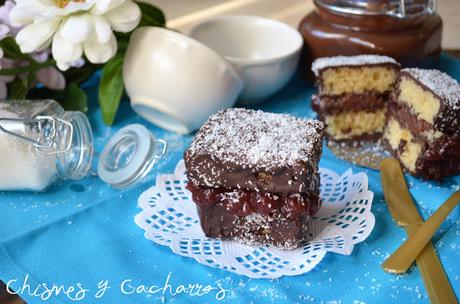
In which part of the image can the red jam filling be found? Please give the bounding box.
[186,182,321,219]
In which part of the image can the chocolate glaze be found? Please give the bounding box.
[185,153,321,194]
[196,204,311,249]
[184,109,324,194]
[312,91,389,115]
[385,102,460,179]
[397,71,460,136]
[298,5,442,75]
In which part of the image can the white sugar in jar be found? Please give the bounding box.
[0,115,57,190]
[0,100,93,191]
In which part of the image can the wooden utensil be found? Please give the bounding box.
[383,190,460,274]
[380,158,457,304]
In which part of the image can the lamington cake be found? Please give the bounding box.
[311,55,400,141]
[184,108,325,249]
[383,68,460,179]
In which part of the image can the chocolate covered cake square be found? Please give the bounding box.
[383,68,460,179]
[311,55,400,140]
[184,108,325,249]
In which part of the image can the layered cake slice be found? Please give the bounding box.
[311,55,400,140]
[184,108,325,249]
[383,68,460,179]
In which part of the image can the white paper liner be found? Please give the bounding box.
[135,160,375,279]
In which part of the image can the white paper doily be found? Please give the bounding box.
[135,160,375,279]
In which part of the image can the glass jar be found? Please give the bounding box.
[0,100,166,192]
[299,0,442,72]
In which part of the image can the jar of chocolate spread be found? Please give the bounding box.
[299,0,442,71]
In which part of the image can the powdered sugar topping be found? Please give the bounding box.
[312,55,399,76]
[187,109,324,170]
[402,68,460,110]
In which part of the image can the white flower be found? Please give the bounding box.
[0,0,66,99]
[10,0,141,70]
[0,0,14,99]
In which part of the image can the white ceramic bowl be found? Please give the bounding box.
[190,15,303,103]
[123,27,244,134]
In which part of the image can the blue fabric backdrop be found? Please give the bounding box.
[0,54,459,303]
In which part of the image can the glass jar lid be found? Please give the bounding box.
[314,0,437,18]
[97,124,167,189]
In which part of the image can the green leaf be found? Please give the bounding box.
[26,71,37,88]
[63,63,99,85]
[0,37,31,61]
[116,35,130,53]
[137,2,166,27]
[60,83,88,112]
[9,77,28,99]
[99,54,124,125]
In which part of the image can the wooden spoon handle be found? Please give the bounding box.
[409,225,459,304]
[383,191,460,274]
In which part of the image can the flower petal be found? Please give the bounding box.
[32,50,50,63]
[52,32,83,71]
[0,1,15,25]
[69,58,86,68]
[0,58,16,82]
[0,81,7,99]
[15,18,60,53]
[0,24,9,41]
[92,0,124,15]
[37,67,66,90]
[59,14,93,44]
[10,0,64,27]
[83,32,116,64]
[105,0,140,32]
[57,1,94,15]
[93,16,112,44]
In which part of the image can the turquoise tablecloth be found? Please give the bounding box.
[0,54,459,303]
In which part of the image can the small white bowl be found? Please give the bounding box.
[123,27,244,134]
[190,15,303,103]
